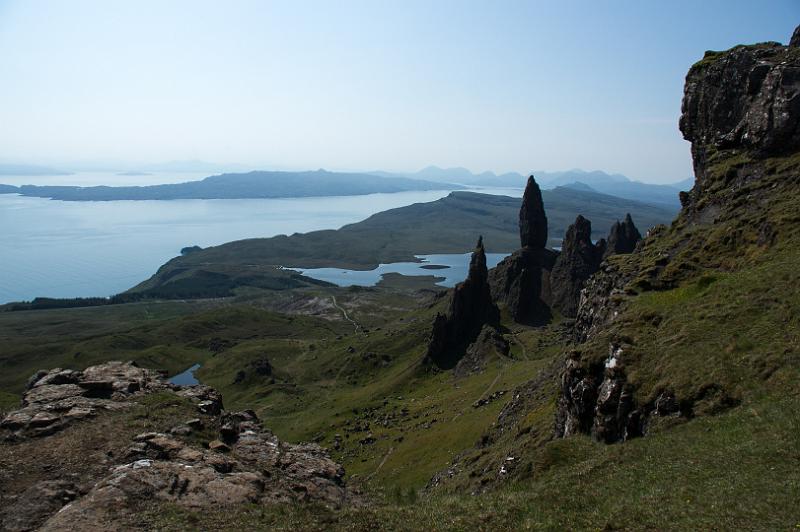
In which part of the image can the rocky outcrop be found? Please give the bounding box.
[489,176,557,323]
[555,345,644,443]
[603,213,642,258]
[572,260,633,342]
[1,362,168,440]
[679,35,800,203]
[0,362,352,530]
[549,215,604,317]
[554,344,687,443]
[453,325,510,377]
[425,237,500,369]
[42,419,347,530]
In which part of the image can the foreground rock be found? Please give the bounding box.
[1,361,168,440]
[0,362,351,530]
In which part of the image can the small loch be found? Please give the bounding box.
[169,363,201,385]
[291,252,509,288]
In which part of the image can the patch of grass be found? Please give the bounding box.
[140,398,800,530]
[0,390,20,416]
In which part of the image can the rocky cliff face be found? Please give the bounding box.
[489,176,557,323]
[557,27,800,444]
[549,215,604,318]
[425,237,500,369]
[0,362,351,530]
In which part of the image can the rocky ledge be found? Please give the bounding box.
[0,362,351,531]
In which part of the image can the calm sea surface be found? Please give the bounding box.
[0,172,522,303]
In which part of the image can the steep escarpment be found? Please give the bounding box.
[0,362,351,530]
[556,28,800,443]
[425,29,800,503]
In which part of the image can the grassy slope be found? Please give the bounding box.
[128,147,800,528]
[2,160,798,528]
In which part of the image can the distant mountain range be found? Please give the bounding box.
[373,166,692,208]
[0,162,693,208]
[0,170,460,201]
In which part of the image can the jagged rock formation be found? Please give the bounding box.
[1,362,171,440]
[0,362,351,530]
[549,215,604,317]
[489,176,557,323]
[425,237,500,369]
[557,27,800,444]
[603,213,642,258]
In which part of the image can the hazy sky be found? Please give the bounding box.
[0,1,797,183]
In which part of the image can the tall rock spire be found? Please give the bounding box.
[519,176,548,249]
[424,236,499,369]
[468,235,488,284]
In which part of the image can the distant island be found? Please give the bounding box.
[0,170,460,201]
[116,171,152,176]
[373,166,689,208]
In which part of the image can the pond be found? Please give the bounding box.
[291,252,510,288]
[168,363,201,385]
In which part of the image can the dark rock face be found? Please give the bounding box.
[519,175,548,249]
[488,247,557,324]
[792,26,800,48]
[679,35,800,195]
[555,345,645,443]
[603,213,642,258]
[453,325,510,377]
[425,237,500,369]
[550,215,604,318]
[489,175,556,323]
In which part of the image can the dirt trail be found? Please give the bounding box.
[331,295,361,334]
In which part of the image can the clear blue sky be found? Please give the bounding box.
[0,1,797,183]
